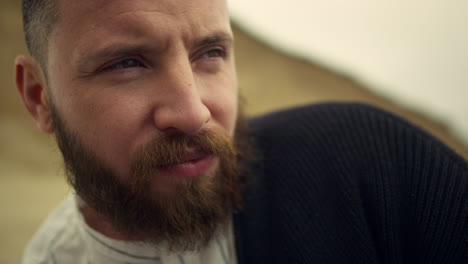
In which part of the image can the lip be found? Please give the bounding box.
[159,152,216,179]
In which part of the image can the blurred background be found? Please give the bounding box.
[1,0,467,263]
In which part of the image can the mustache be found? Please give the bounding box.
[130,129,235,176]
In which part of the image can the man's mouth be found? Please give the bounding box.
[159,150,216,179]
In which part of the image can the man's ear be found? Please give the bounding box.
[15,55,54,133]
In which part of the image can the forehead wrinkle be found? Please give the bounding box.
[100,0,205,23]
[96,7,230,47]
[112,8,192,18]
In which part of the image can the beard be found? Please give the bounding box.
[51,106,251,251]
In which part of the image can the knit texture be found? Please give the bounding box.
[234,103,467,264]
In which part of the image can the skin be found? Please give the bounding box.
[15,0,238,240]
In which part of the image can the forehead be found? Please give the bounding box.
[58,0,227,21]
[57,0,229,32]
[51,0,231,59]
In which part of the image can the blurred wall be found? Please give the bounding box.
[229,0,468,145]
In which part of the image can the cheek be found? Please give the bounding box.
[222,87,238,136]
[200,72,238,135]
[54,85,145,176]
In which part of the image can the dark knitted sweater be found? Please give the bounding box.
[233,103,467,264]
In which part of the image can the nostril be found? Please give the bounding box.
[203,111,211,124]
[153,103,211,135]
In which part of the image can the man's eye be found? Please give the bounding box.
[104,58,144,71]
[202,49,225,58]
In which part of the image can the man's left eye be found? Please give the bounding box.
[202,49,225,58]
[104,58,144,71]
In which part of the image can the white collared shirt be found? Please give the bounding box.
[22,194,237,264]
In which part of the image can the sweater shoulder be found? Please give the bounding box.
[250,102,466,165]
[240,103,468,263]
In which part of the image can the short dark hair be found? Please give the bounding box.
[21,0,58,69]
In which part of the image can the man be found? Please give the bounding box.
[15,0,467,263]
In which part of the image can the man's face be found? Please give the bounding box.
[48,0,238,190]
[43,0,241,249]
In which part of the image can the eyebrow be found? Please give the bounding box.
[195,32,234,47]
[75,32,233,70]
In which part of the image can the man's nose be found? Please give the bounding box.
[152,61,211,135]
